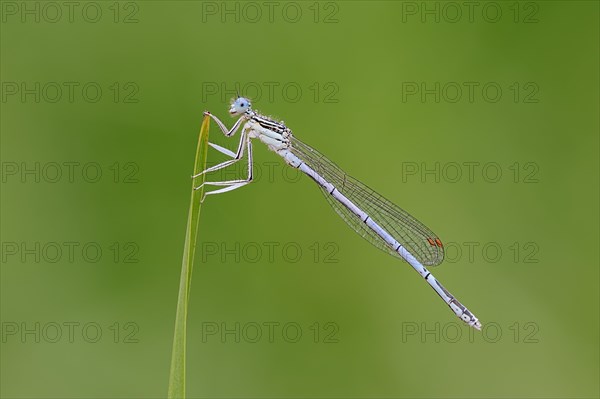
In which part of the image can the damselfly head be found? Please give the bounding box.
[229,97,251,116]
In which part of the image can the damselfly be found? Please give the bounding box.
[194,97,482,330]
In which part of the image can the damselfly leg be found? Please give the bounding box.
[193,113,255,202]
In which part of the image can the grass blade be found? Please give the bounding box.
[168,114,210,399]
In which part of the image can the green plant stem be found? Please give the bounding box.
[168,115,210,399]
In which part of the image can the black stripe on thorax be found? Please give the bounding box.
[252,114,287,133]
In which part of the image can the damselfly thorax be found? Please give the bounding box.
[244,111,293,152]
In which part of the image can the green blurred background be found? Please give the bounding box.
[1,1,598,398]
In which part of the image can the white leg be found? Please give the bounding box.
[204,111,247,137]
[196,139,254,202]
[200,183,251,202]
[208,142,236,158]
[192,130,247,178]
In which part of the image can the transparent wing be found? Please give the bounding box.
[290,136,444,266]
